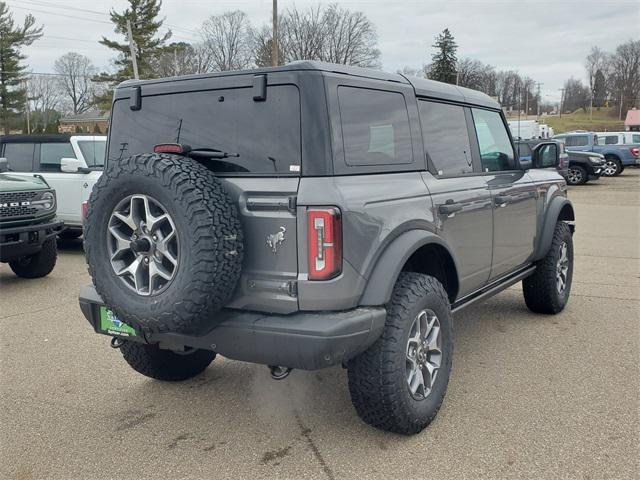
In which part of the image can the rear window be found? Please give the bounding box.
[2,143,34,172]
[108,85,301,175]
[566,135,588,147]
[78,140,106,167]
[338,86,412,166]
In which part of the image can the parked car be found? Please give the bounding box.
[553,132,640,176]
[0,134,106,238]
[515,139,568,179]
[0,159,64,278]
[595,131,640,146]
[79,61,575,435]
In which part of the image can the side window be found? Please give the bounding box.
[418,101,473,175]
[632,134,640,144]
[515,143,532,159]
[471,108,515,172]
[39,143,76,172]
[338,86,412,166]
[538,143,557,168]
[604,136,619,145]
[77,141,106,167]
[565,135,588,147]
[2,143,34,172]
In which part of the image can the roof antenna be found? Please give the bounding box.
[176,119,183,143]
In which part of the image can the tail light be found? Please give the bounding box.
[630,147,639,158]
[308,207,342,280]
[81,201,88,220]
[153,143,189,154]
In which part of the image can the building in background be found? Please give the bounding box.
[58,111,109,134]
[624,108,640,131]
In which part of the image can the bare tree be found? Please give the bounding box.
[278,5,325,63]
[457,58,485,90]
[54,52,97,114]
[321,4,380,67]
[27,74,61,130]
[200,11,253,71]
[609,40,640,113]
[151,42,213,77]
[585,46,609,89]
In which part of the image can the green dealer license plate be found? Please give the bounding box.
[99,307,136,337]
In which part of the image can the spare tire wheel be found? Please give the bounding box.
[84,153,244,334]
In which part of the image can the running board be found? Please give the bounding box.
[451,265,536,314]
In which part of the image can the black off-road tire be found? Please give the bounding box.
[9,238,57,278]
[567,165,587,185]
[84,153,244,334]
[58,229,82,240]
[347,272,453,435]
[522,222,573,314]
[120,341,216,381]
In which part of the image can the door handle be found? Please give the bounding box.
[495,194,514,206]
[438,201,463,215]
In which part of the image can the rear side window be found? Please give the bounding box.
[39,143,76,172]
[603,136,619,145]
[109,85,301,175]
[78,140,106,167]
[516,143,532,158]
[418,101,472,175]
[471,108,515,172]
[3,143,34,172]
[565,135,588,147]
[632,134,640,144]
[338,86,412,166]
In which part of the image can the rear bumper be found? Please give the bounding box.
[79,285,386,370]
[0,219,64,262]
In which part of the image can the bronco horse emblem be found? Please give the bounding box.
[266,226,286,253]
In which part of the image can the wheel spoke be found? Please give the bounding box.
[108,226,131,260]
[409,367,424,395]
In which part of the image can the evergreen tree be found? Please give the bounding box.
[593,69,606,108]
[0,2,42,134]
[429,28,458,84]
[94,0,170,107]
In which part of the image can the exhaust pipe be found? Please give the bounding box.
[268,365,292,380]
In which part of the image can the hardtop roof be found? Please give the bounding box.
[116,60,500,110]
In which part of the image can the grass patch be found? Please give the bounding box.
[508,108,625,134]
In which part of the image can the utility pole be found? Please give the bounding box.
[619,92,624,120]
[271,0,278,67]
[558,88,565,118]
[23,79,31,134]
[126,19,140,80]
[535,82,543,120]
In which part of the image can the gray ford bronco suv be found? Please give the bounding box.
[79,61,575,435]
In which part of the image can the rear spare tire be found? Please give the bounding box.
[84,153,244,334]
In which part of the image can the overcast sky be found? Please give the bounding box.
[8,0,640,101]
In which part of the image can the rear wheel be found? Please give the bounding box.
[120,341,216,381]
[602,156,622,176]
[347,272,453,435]
[523,222,573,314]
[567,165,587,185]
[9,238,57,278]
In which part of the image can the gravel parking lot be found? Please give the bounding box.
[1,170,638,480]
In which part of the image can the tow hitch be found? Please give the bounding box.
[110,337,125,349]
[269,365,292,380]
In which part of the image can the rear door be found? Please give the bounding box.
[419,100,493,296]
[470,108,537,280]
[108,78,302,313]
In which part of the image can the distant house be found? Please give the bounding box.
[58,111,110,134]
[624,108,640,132]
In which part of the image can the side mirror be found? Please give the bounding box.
[60,157,86,173]
[0,158,7,173]
[532,142,559,169]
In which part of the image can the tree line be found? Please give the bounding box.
[1,0,639,134]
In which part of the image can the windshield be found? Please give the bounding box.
[78,140,107,167]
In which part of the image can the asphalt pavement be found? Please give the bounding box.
[1,169,638,480]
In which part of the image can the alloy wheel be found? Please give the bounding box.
[556,241,569,294]
[406,309,442,400]
[107,194,179,296]
[567,168,582,185]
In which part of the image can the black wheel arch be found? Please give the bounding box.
[359,230,460,306]
[532,197,575,262]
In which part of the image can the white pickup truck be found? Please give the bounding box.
[0,134,106,238]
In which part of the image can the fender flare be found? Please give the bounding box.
[359,230,457,306]
[532,197,575,261]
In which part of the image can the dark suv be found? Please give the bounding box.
[79,62,575,435]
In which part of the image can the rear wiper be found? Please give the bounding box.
[188,148,239,160]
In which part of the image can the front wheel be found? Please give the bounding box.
[522,222,573,314]
[347,272,453,435]
[120,341,216,381]
[602,157,622,176]
[9,238,57,278]
[567,165,587,185]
